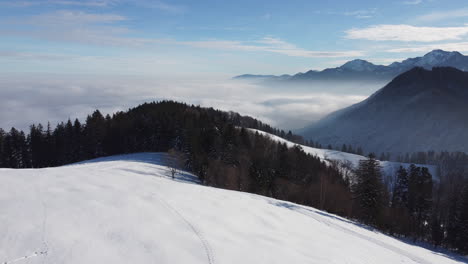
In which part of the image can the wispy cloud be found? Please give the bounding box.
[316,8,377,19]
[176,37,364,58]
[403,0,422,5]
[344,8,377,19]
[345,24,468,42]
[0,0,187,13]
[387,42,468,53]
[146,0,187,14]
[27,10,127,24]
[0,51,75,60]
[0,12,363,58]
[416,8,468,22]
[0,0,117,7]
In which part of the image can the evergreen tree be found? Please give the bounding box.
[341,144,348,153]
[0,128,4,167]
[408,164,433,240]
[356,146,363,155]
[353,154,385,226]
[431,215,443,248]
[455,182,468,253]
[392,166,409,209]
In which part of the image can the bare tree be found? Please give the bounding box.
[165,148,183,179]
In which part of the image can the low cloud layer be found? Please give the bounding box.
[0,73,370,132]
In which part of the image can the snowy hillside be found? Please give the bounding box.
[250,129,438,179]
[0,152,462,264]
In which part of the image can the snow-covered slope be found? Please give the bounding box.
[250,129,438,179]
[1,153,461,264]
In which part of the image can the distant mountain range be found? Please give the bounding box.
[235,50,468,82]
[299,67,468,154]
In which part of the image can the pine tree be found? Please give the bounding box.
[408,164,433,241]
[431,215,443,248]
[353,154,385,226]
[0,128,4,167]
[455,182,468,253]
[392,166,409,209]
[356,146,363,155]
[341,144,347,152]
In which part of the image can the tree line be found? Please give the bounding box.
[351,154,468,253]
[0,101,351,215]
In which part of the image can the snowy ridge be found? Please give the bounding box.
[236,49,468,82]
[0,153,462,263]
[249,129,438,179]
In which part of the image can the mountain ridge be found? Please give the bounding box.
[235,50,468,82]
[299,66,468,153]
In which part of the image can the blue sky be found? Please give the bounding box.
[1,0,468,76]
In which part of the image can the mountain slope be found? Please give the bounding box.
[235,50,468,82]
[300,67,468,153]
[0,153,463,264]
[250,129,438,179]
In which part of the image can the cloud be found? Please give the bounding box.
[344,8,377,19]
[145,0,187,14]
[345,24,468,42]
[0,13,363,59]
[387,42,468,53]
[0,0,117,7]
[416,8,468,22]
[316,8,377,19]
[0,73,371,131]
[27,10,127,24]
[403,0,422,5]
[180,37,364,58]
[0,51,75,60]
[0,0,186,13]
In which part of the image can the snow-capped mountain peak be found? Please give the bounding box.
[418,49,461,65]
[340,59,377,71]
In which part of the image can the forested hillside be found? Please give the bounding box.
[1,101,467,254]
[0,101,350,213]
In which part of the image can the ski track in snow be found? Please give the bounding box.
[40,200,49,264]
[2,251,48,264]
[153,192,215,264]
[3,182,50,264]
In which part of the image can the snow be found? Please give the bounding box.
[249,129,439,179]
[0,152,464,264]
[417,50,456,66]
[340,59,376,72]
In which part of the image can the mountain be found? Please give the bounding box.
[233,74,291,80]
[235,50,468,82]
[0,152,461,264]
[300,67,468,154]
[389,49,468,71]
